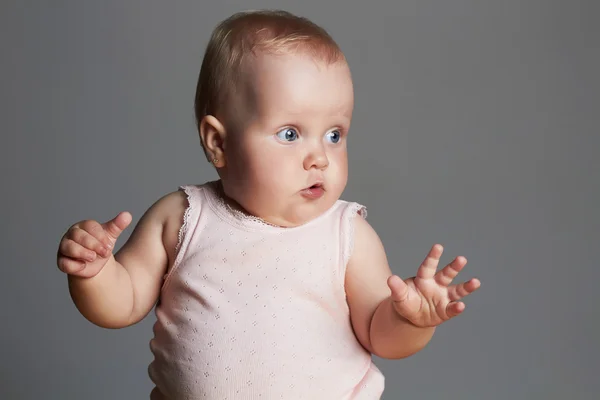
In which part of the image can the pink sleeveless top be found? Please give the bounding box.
[147,182,384,399]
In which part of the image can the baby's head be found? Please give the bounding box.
[195,10,354,227]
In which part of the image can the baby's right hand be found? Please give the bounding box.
[57,212,132,278]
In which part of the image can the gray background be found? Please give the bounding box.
[1,1,598,399]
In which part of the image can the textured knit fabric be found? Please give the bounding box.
[147,181,384,399]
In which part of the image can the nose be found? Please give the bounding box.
[303,143,329,171]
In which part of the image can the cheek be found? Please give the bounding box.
[228,137,262,171]
[231,139,290,183]
[252,148,298,186]
[328,149,349,188]
[330,147,348,173]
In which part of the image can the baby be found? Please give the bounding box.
[57,10,480,399]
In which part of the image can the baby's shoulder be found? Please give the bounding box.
[146,188,190,266]
[155,189,189,224]
[150,182,209,216]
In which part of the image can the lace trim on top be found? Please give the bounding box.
[174,186,195,254]
[206,181,280,229]
[202,180,342,233]
[342,202,368,267]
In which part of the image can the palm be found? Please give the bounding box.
[389,244,481,328]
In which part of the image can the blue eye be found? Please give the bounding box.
[325,130,341,144]
[276,128,298,142]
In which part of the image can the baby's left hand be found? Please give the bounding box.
[388,244,481,328]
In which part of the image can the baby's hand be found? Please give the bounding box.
[388,244,481,328]
[57,212,132,278]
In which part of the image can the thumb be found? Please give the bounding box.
[388,275,409,303]
[387,275,415,318]
[102,211,132,242]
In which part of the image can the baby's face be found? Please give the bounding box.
[221,51,354,227]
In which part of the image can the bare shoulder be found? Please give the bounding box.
[346,214,391,284]
[140,189,187,229]
[151,189,189,268]
[152,188,188,220]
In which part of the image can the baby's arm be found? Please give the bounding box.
[345,215,480,359]
[345,216,434,359]
[59,191,186,329]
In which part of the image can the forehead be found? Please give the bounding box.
[242,52,354,120]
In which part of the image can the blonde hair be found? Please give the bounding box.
[194,10,345,131]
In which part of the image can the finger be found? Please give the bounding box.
[59,238,98,262]
[446,301,466,318]
[387,275,410,302]
[417,244,443,279]
[448,278,481,301]
[57,255,86,274]
[435,256,467,287]
[101,211,132,242]
[78,220,114,252]
[68,227,111,258]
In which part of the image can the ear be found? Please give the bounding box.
[199,115,226,168]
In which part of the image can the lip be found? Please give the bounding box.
[301,183,325,199]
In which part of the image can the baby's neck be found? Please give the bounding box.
[212,180,280,228]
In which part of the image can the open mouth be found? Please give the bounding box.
[301,183,325,199]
